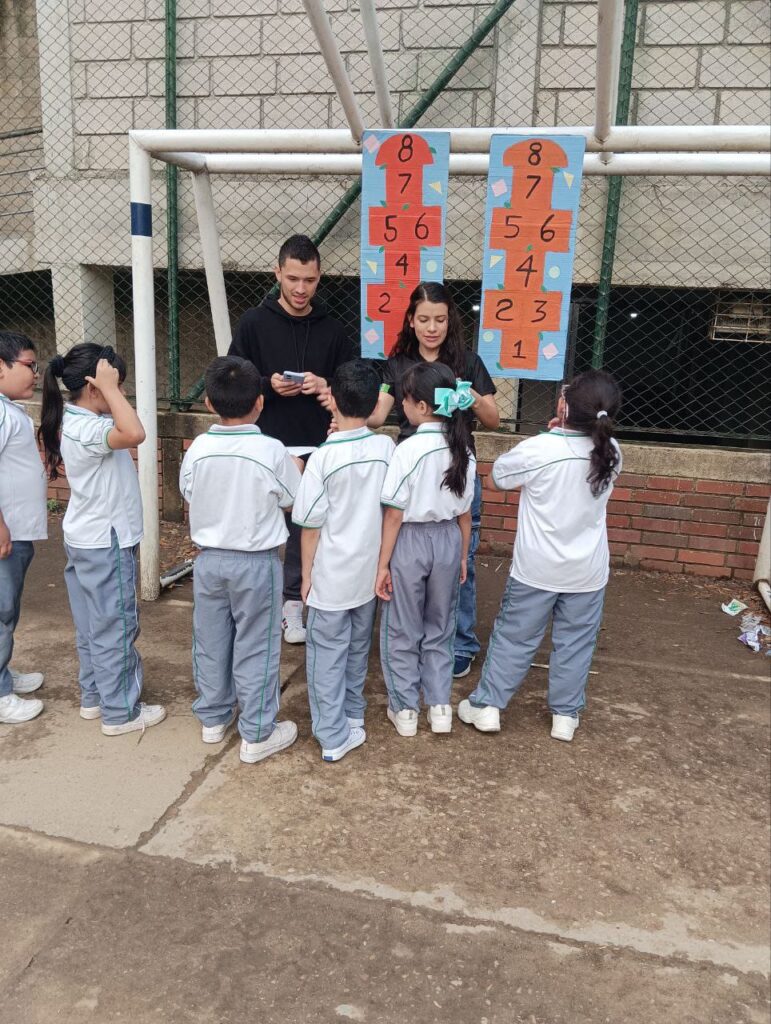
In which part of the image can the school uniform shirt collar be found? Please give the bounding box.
[415,422,444,435]
[322,425,372,443]
[207,423,262,434]
[64,403,101,418]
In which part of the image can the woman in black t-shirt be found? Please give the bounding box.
[368,281,500,679]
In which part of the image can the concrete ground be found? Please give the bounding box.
[1,520,769,1024]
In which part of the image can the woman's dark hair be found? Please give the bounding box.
[401,362,471,499]
[391,281,467,378]
[0,330,36,364]
[563,370,622,496]
[39,343,126,481]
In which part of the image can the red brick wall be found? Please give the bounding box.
[42,436,769,584]
[478,463,769,582]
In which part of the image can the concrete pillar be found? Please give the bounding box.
[35,0,75,175]
[51,264,117,352]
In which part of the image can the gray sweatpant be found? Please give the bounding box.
[469,576,605,718]
[380,519,462,712]
[192,546,282,744]
[306,598,376,750]
[64,534,143,725]
[0,541,35,698]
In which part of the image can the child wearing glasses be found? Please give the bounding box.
[0,332,47,724]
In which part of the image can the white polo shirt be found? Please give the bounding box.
[180,424,301,551]
[380,423,476,523]
[292,426,394,611]
[0,394,47,542]
[492,428,623,593]
[60,405,142,550]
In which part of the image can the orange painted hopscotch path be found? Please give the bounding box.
[478,134,585,380]
[359,130,449,358]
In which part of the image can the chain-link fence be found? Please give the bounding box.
[2,0,769,446]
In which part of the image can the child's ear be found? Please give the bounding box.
[204,395,214,415]
[254,395,265,419]
[328,393,339,415]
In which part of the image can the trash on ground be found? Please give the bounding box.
[737,623,771,653]
[722,598,749,616]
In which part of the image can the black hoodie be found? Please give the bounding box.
[229,296,355,448]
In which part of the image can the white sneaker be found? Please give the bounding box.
[427,704,452,734]
[11,670,44,694]
[387,706,418,737]
[201,708,237,744]
[551,713,579,742]
[282,600,306,644]
[0,692,44,724]
[240,720,298,763]
[322,726,366,762]
[457,698,500,733]
[80,705,101,720]
[101,703,167,736]
[346,716,365,729]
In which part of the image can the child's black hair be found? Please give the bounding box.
[278,234,320,268]
[563,370,622,496]
[39,343,127,481]
[0,330,36,363]
[331,359,381,419]
[400,361,471,499]
[204,355,262,419]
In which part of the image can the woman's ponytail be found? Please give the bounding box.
[39,357,65,480]
[562,370,622,496]
[38,343,127,481]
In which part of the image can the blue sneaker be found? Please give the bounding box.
[453,654,474,678]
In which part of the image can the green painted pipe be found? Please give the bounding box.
[165,0,181,405]
[180,0,518,405]
[591,0,640,369]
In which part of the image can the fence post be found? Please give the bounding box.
[165,0,181,406]
[591,0,640,370]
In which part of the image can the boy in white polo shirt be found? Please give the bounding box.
[292,360,394,762]
[0,331,46,724]
[180,356,302,764]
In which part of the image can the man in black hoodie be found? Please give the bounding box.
[229,235,355,644]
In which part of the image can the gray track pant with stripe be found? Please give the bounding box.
[380,520,462,712]
[192,547,282,744]
[64,532,143,725]
[306,598,376,750]
[468,576,605,717]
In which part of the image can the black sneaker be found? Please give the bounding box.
[453,654,473,678]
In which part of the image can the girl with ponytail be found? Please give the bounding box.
[40,343,166,736]
[376,362,476,737]
[459,369,623,745]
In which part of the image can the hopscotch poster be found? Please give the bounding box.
[359,129,450,358]
[477,134,586,380]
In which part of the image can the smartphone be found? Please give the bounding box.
[282,371,306,383]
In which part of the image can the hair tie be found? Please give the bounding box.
[434,380,474,418]
[49,354,66,377]
[596,410,609,420]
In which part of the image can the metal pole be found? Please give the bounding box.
[594,0,625,147]
[191,170,232,356]
[592,0,640,369]
[131,124,771,155]
[165,0,180,407]
[302,0,365,143]
[129,137,160,601]
[359,0,395,128]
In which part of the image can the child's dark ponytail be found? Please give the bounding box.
[562,369,622,496]
[39,343,127,481]
[400,362,471,499]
